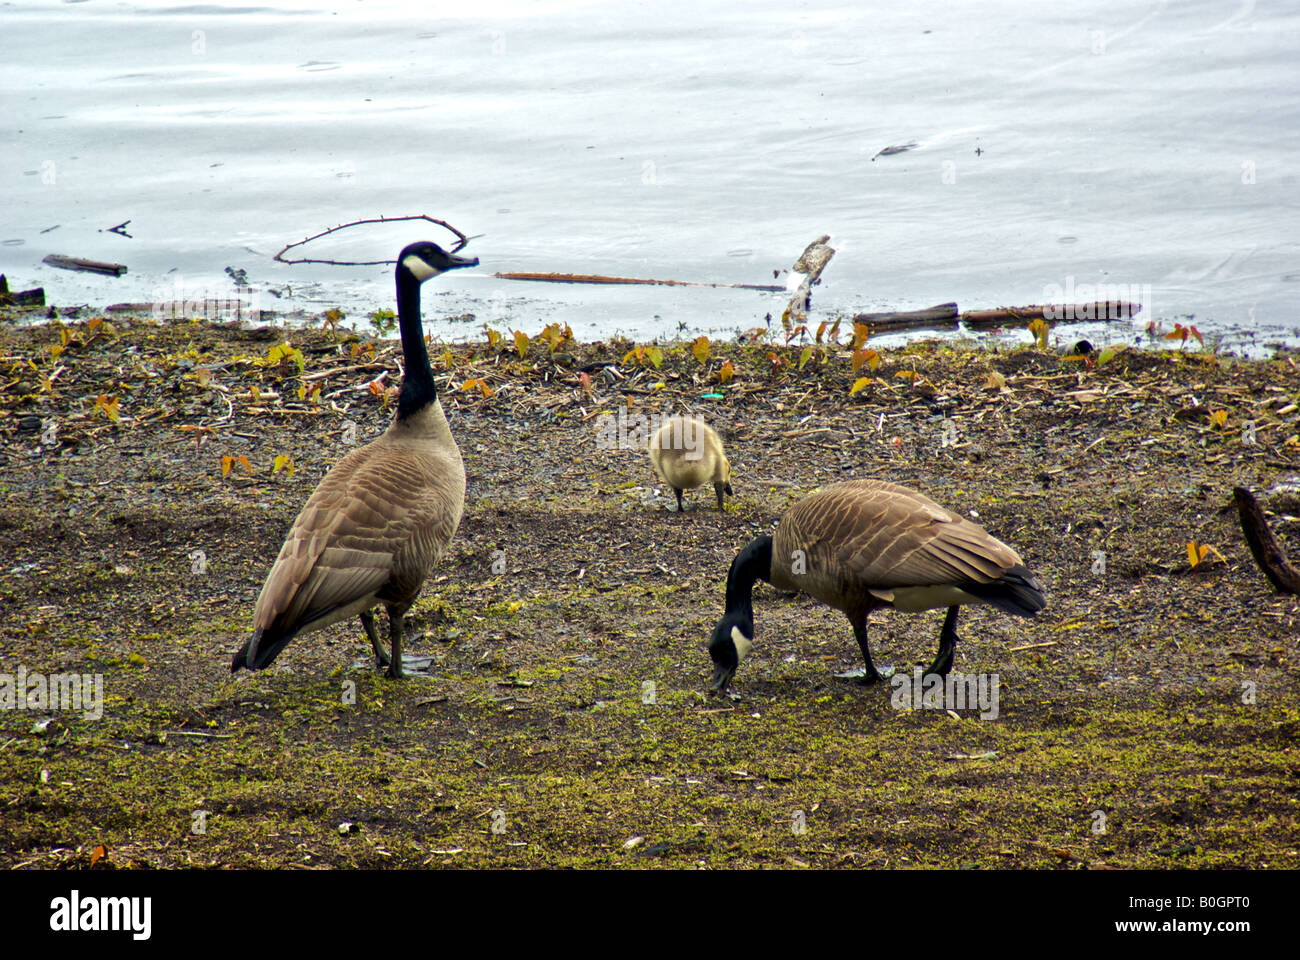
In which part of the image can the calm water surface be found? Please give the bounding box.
[3,0,1298,351]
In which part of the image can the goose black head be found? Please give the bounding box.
[398,241,478,282]
[708,609,753,693]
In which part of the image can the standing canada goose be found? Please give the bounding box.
[708,478,1046,692]
[648,416,732,511]
[231,240,477,679]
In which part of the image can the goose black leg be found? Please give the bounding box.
[850,610,885,684]
[360,609,389,668]
[714,481,726,511]
[674,488,685,512]
[925,606,960,678]
[385,603,407,680]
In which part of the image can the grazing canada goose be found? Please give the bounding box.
[231,240,477,679]
[648,416,732,512]
[708,478,1046,692]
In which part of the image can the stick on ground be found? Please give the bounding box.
[1233,486,1300,594]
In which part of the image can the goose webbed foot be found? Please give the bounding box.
[835,664,896,685]
[844,614,893,685]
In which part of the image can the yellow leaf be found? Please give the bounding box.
[645,346,663,369]
[864,349,880,372]
[692,336,710,364]
[851,322,870,350]
[90,845,108,868]
[50,343,64,361]
[273,454,291,475]
[814,321,828,344]
[486,328,502,349]
[221,456,234,478]
[985,370,1006,390]
[97,396,120,422]
[799,345,814,370]
[238,456,252,474]
[1029,317,1050,349]
[441,347,454,369]
[58,325,71,346]
[297,383,307,401]
[718,360,735,384]
[850,376,871,395]
[1209,409,1228,428]
[513,330,529,358]
[310,384,321,405]
[88,317,103,335]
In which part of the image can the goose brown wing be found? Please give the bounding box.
[252,442,463,635]
[771,479,1022,593]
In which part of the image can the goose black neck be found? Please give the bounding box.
[395,264,435,421]
[724,535,773,617]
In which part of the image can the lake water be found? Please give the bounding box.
[4,0,1298,353]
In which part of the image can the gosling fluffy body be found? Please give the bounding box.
[709,478,1046,691]
[231,241,476,678]
[648,416,732,511]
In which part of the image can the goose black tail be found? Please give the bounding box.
[963,565,1047,616]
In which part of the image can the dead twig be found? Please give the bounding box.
[1234,486,1300,594]
[274,216,471,266]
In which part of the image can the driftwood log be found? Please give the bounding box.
[492,272,783,292]
[849,301,1143,334]
[42,255,128,277]
[0,274,45,307]
[853,303,960,332]
[1233,486,1300,594]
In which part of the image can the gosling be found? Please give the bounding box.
[648,416,732,512]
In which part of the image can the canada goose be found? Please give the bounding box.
[231,240,477,679]
[708,478,1046,692]
[648,416,732,511]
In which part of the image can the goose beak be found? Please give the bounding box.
[446,252,479,269]
[709,663,735,693]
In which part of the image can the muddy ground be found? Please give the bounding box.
[0,310,1297,869]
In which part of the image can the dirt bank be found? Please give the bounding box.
[1,312,1296,868]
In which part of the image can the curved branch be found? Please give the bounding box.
[273,216,471,266]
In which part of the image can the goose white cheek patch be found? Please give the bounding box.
[402,255,438,281]
[731,625,753,662]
